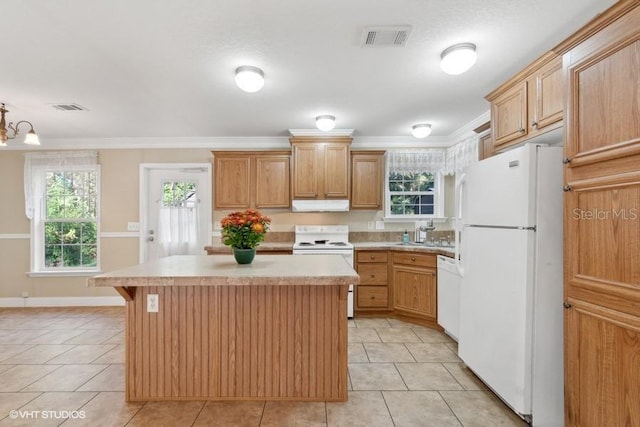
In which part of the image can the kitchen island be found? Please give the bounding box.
[88,254,358,402]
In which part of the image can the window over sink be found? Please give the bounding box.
[384,150,445,220]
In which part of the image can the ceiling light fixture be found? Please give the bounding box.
[315,115,336,132]
[440,43,477,75]
[0,103,40,147]
[411,123,432,138]
[234,66,265,93]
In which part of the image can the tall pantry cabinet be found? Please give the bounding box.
[560,2,640,425]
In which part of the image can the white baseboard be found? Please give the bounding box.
[0,296,125,308]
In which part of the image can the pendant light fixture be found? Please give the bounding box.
[0,103,40,147]
[315,115,336,131]
[411,123,432,138]
[440,43,477,75]
[234,66,265,93]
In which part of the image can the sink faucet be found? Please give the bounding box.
[417,220,436,245]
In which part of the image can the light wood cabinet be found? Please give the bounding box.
[560,2,640,425]
[351,151,384,210]
[289,137,351,199]
[487,53,563,151]
[478,133,493,160]
[213,151,290,209]
[355,250,391,313]
[392,252,437,322]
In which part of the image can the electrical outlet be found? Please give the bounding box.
[375,221,385,230]
[147,294,159,313]
[127,222,140,232]
[367,221,374,230]
[21,291,29,298]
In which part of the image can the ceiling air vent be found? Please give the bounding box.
[51,103,88,111]
[361,26,412,47]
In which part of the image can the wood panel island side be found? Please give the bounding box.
[88,254,358,402]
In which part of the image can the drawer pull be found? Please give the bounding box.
[370,274,375,278]
[370,255,376,259]
[370,296,376,299]
[411,257,416,261]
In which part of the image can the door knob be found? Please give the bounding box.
[147,236,154,242]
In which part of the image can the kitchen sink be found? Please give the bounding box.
[395,242,455,249]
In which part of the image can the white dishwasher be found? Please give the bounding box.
[437,255,461,341]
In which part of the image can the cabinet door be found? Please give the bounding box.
[478,133,493,160]
[324,144,350,198]
[214,157,251,209]
[292,144,319,198]
[393,265,437,320]
[492,81,528,147]
[255,156,290,208]
[563,6,640,425]
[533,56,563,130]
[351,154,383,209]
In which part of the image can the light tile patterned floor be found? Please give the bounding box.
[0,307,526,426]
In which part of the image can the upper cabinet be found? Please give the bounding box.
[351,151,385,210]
[487,53,563,151]
[213,151,290,209]
[289,136,352,199]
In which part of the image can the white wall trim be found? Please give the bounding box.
[100,231,139,238]
[0,296,125,308]
[0,233,30,239]
[3,111,492,151]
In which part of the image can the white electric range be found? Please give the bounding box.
[292,225,354,318]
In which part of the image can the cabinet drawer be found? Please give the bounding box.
[393,252,436,268]
[356,251,388,263]
[357,264,388,286]
[357,286,389,308]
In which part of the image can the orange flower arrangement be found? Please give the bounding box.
[220,209,271,249]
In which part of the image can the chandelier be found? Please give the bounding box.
[0,103,40,147]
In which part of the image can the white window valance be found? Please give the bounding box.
[24,151,98,219]
[444,135,479,176]
[387,149,446,175]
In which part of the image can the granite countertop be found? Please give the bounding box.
[353,242,455,257]
[88,255,359,288]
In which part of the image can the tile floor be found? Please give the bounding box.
[0,307,526,426]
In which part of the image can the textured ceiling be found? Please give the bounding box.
[0,0,616,146]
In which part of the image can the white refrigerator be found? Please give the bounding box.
[458,143,564,426]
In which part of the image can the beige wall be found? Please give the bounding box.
[0,149,455,299]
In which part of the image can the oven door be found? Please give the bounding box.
[292,249,354,318]
[291,249,353,267]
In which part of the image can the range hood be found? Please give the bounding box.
[291,199,350,212]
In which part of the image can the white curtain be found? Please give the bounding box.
[387,149,446,174]
[157,203,200,257]
[444,135,479,176]
[24,151,98,220]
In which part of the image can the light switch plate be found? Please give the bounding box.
[127,222,140,232]
[147,294,159,312]
[367,221,374,230]
[375,221,385,230]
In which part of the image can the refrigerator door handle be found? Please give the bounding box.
[454,173,466,277]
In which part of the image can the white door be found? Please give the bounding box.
[140,164,211,263]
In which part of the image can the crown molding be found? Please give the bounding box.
[0,111,491,151]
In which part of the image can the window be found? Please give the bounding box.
[25,152,100,275]
[384,150,445,220]
[43,170,99,269]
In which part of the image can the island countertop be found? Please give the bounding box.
[88,254,359,288]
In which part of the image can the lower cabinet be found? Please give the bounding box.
[392,252,438,323]
[355,249,439,325]
[355,250,391,313]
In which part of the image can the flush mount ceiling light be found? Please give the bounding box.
[0,103,40,147]
[440,43,477,75]
[234,66,264,93]
[411,123,432,138]
[315,115,336,131]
